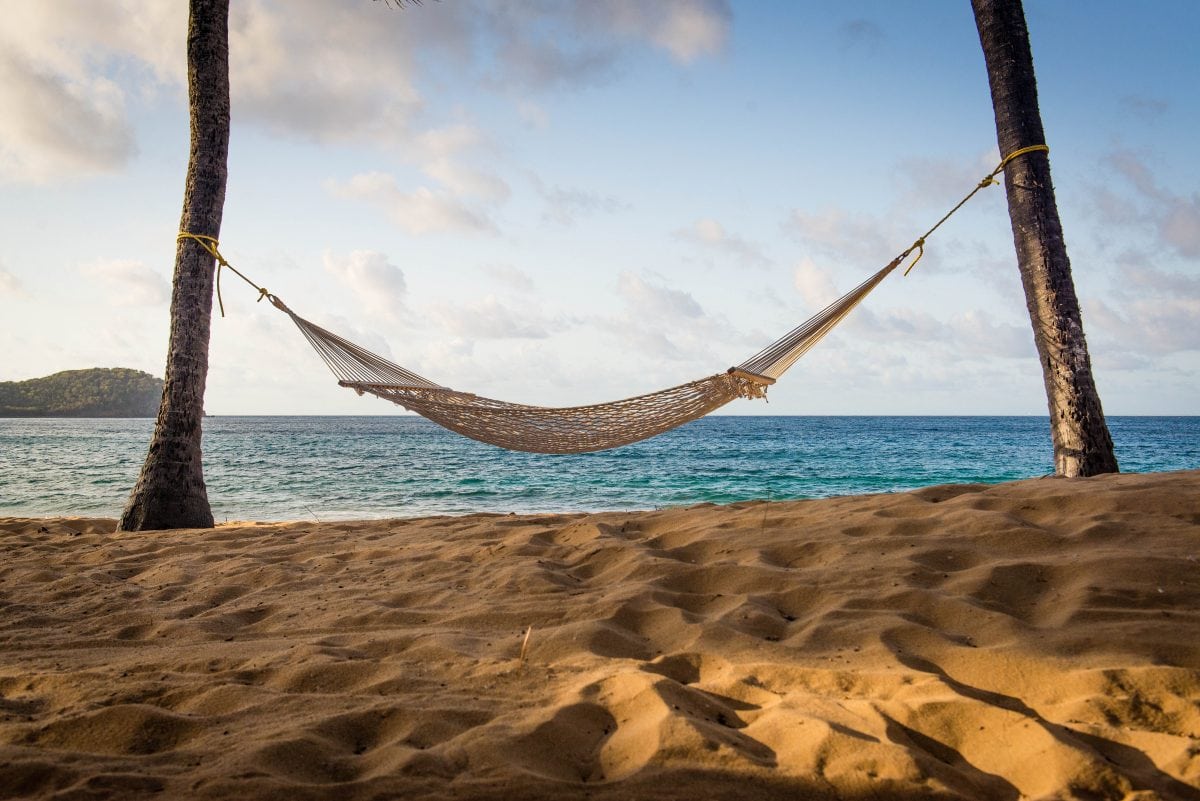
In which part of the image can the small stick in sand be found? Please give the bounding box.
[519,625,533,666]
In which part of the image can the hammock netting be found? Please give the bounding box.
[271,258,899,454]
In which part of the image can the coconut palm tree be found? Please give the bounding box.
[119,0,229,530]
[119,0,423,531]
[971,0,1118,476]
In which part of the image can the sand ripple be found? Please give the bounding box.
[1,471,1198,799]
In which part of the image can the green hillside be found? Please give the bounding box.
[0,368,163,417]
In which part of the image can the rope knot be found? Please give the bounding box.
[178,230,275,318]
[903,238,926,276]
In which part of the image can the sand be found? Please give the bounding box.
[1,470,1198,800]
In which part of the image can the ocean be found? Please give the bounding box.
[0,416,1196,521]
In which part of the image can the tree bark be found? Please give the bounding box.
[119,0,230,530]
[971,0,1118,477]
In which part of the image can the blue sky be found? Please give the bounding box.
[1,1,1197,416]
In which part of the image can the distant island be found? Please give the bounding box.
[0,368,163,417]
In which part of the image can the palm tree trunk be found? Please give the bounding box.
[971,0,1118,477]
[119,0,230,530]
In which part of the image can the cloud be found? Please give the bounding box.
[330,172,496,235]
[895,150,1003,209]
[0,2,185,183]
[599,271,752,365]
[0,269,24,298]
[784,208,894,265]
[412,124,510,201]
[0,0,730,184]
[580,0,732,63]
[793,258,840,309]
[1159,196,1200,258]
[832,305,1033,365]
[489,19,619,90]
[1119,94,1170,120]
[617,272,704,319]
[1087,263,1200,356]
[79,259,169,306]
[482,264,536,292]
[1109,150,1160,198]
[675,218,771,268]
[485,0,730,89]
[838,19,884,53]
[0,52,137,182]
[517,100,549,129]
[329,125,509,234]
[532,176,629,226]
[227,0,474,143]
[428,296,555,340]
[1103,150,1200,259]
[322,250,407,317]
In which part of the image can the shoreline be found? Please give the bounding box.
[2,470,1198,799]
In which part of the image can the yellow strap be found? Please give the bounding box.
[997,143,1049,172]
[177,232,271,317]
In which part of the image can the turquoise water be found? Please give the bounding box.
[0,416,1196,521]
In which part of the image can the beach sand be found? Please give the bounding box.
[1,470,1198,800]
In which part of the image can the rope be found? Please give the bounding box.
[895,143,1048,276]
[177,232,271,317]
[163,143,1053,451]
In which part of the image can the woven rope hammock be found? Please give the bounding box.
[263,258,898,454]
[190,146,1047,454]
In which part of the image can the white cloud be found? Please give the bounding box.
[0,269,24,298]
[0,0,730,186]
[411,124,510,201]
[0,2,184,183]
[0,52,136,182]
[226,0,471,143]
[793,258,840,309]
[581,0,732,63]
[675,217,771,268]
[482,264,535,292]
[1087,264,1200,356]
[784,208,894,265]
[601,272,751,366]
[330,172,496,235]
[616,272,704,319]
[329,125,509,235]
[322,250,407,317]
[429,296,555,340]
[79,259,169,306]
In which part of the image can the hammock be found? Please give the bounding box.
[196,147,1046,454]
[265,258,901,454]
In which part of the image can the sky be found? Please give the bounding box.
[1,0,1197,416]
